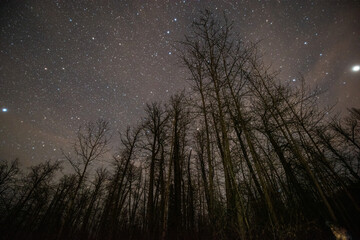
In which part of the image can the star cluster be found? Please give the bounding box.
[0,0,359,166]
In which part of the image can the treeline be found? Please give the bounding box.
[1,11,359,240]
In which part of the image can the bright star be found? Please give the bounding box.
[2,108,8,112]
[352,65,360,72]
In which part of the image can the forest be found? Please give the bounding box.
[1,11,359,240]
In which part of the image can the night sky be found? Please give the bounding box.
[1,0,359,167]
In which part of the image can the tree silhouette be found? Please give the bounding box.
[0,10,359,240]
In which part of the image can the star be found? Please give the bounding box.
[352,65,360,72]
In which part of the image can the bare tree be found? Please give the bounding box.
[59,119,110,239]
